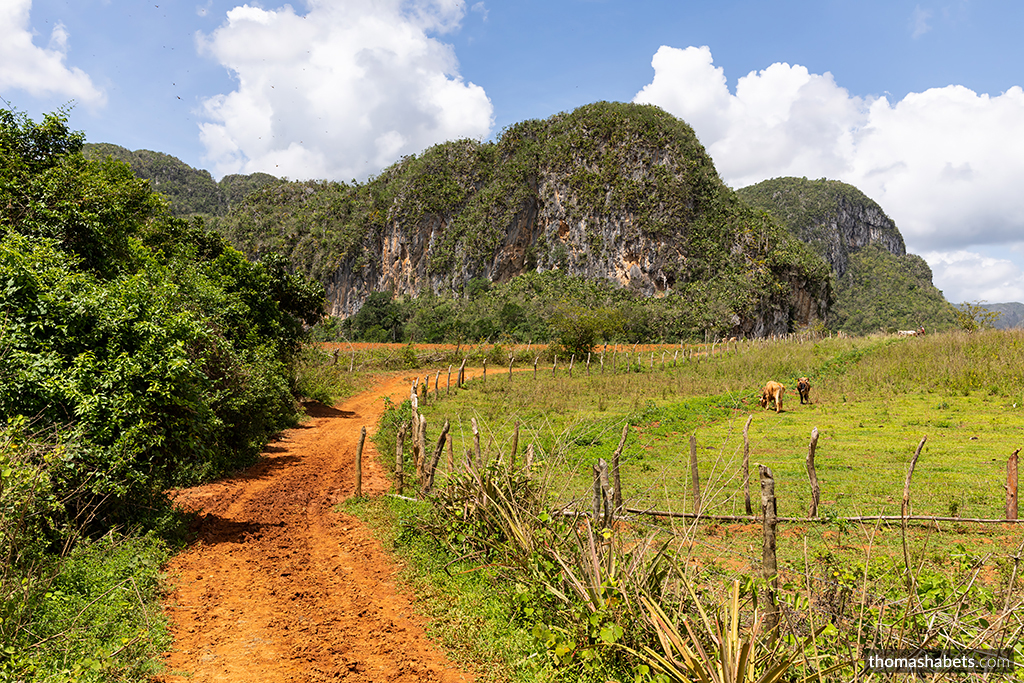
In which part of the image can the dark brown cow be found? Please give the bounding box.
[797,377,811,404]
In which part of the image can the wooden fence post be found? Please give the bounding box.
[1008,448,1020,520]
[599,458,612,527]
[472,417,482,475]
[587,352,591,377]
[806,427,820,517]
[743,415,753,515]
[434,369,440,398]
[592,461,603,523]
[903,437,926,518]
[612,423,628,513]
[533,356,539,379]
[510,422,520,470]
[525,444,534,477]
[416,414,427,484]
[458,358,467,387]
[569,354,574,378]
[447,364,452,395]
[689,434,701,513]
[759,464,779,638]
[447,433,454,473]
[355,426,366,498]
[395,424,406,495]
[509,355,514,382]
[552,355,557,376]
[422,420,450,496]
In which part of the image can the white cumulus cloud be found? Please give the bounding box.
[196,0,493,181]
[633,45,1024,303]
[0,0,105,107]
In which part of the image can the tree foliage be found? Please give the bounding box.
[1,107,325,531]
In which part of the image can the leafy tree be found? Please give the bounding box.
[954,301,1002,332]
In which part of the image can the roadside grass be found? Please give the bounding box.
[397,330,1024,633]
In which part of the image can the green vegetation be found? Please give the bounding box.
[83,143,277,218]
[1,107,325,680]
[366,329,1024,681]
[737,177,958,334]
[831,244,957,334]
[211,102,830,339]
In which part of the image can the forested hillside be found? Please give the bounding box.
[209,102,831,341]
[737,177,957,334]
[83,143,278,217]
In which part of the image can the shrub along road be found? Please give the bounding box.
[155,372,474,682]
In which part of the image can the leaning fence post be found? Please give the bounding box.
[509,355,514,381]
[1008,448,1020,520]
[552,355,557,376]
[458,357,467,387]
[806,427,820,517]
[743,415,753,515]
[689,434,701,513]
[612,423,628,513]
[903,436,926,518]
[422,420,450,496]
[355,426,366,498]
[434,369,440,398]
[569,354,574,378]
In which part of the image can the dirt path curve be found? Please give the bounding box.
[155,371,475,683]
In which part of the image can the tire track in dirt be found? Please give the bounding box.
[155,372,475,682]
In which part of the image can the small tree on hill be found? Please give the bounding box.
[954,301,1001,332]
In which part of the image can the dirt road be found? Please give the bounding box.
[155,372,475,682]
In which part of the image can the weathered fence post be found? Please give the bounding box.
[482,357,487,384]
[592,459,612,526]
[743,415,753,515]
[422,420,450,496]
[510,422,520,470]
[569,354,574,378]
[552,355,557,376]
[759,464,779,637]
[806,427,820,517]
[416,414,427,483]
[592,461,603,523]
[1008,448,1020,520]
[355,426,366,498]
[586,352,591,377]
[434,369,440,398]
[447,364,452,395]
[673,349,678,367]
[661,351,665,371]
[447,433,454,473]
[395,424,406,494]
[458,357,467,387]
[650,352,654,372]
[612,423,628,513]
[689,433,701,513]
[472,417,482,475]
[509,355,514,382]
[533,356,539,379]
[903,436,926,518]
[525,443,534,477]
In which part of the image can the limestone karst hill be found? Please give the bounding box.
[90,101,960,337]
[737,177,957,334]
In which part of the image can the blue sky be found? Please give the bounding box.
[4,0,1024,305]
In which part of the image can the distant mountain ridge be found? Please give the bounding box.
[83,143,278,217]
[979,302,1024,329]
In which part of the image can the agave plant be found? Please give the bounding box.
[636,579,837,683]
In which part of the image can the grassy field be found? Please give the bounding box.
[352,330,1024,682]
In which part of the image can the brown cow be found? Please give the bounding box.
[759,381,785,413]
[797,377,811,404]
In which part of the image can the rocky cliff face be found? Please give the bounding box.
[736,178,905,278]
[220,103,833,337]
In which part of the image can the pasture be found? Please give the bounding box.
[358,329,1024,681]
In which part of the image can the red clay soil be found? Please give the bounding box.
[154,372,475,683]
